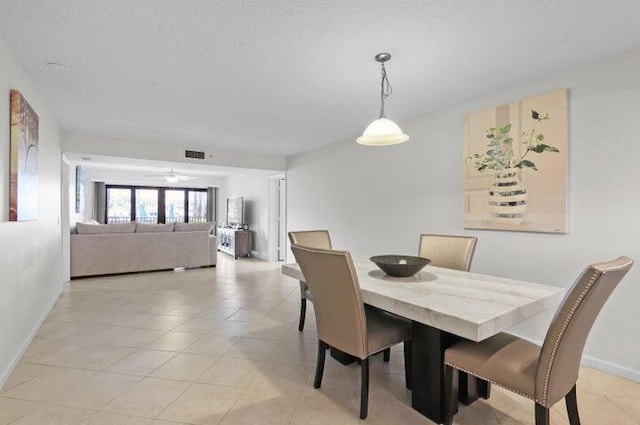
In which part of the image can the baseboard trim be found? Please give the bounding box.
[581,355,640,382]
[0,285,63,390]
[510,331,640,383]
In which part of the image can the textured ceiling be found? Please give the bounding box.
[2,1,640,156]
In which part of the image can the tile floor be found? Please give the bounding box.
[1,256,639,425]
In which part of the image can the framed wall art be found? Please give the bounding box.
[463,89,568,233]
[9,90,39,221]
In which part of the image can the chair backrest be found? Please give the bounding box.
[288,230,332,249]
[535,256,633,406]
[291,244,367,359]
[418,234,478,271]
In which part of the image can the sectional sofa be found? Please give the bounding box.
[70,221,217,278]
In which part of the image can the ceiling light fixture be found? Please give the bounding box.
[145,168,197,183]
[357,53,409,146]
[165,174,179,184]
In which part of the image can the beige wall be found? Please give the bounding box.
[0,38,62,387]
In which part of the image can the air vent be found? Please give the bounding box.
[185,150,205,159]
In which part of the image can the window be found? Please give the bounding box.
[165,190,185,224]
[107,188,131,223]
[188,191,208,223]
[105,185,213,224]
[135,189,158,224]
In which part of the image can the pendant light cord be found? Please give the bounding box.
[379,62,392,118]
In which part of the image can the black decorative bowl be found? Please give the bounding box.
[369,255,431,278]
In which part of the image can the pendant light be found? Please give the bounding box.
[357,53,409,146]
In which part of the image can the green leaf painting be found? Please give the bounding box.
[466,109,559,172]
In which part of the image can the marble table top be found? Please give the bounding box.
[282,259,564,342]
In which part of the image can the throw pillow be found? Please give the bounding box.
[136,223,174,233]
[76,222,137,234]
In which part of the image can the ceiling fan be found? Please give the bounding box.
[145,168,197,183]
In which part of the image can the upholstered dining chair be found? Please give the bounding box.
[291,244,413,420]
[418,234,478,272]
[418,233,485,400]
[288,230,332,331]
[442,256,634,425]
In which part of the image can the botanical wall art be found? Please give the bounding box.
[463,89,568,233]
[9,90,39,221]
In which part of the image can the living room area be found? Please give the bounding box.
[61,151,286,280]
[2,2,640,424]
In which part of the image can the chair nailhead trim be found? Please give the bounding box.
[444,361,538,403]
[448,259,630,407]
[540,270,600,405]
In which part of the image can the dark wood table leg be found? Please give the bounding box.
[410,321,459,423]
[410,322,490,423]
[459,373,491,404]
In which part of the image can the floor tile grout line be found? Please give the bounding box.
[215,370,259,425]
[2,399,39,425]
[151,381,198,423]
[1,365,101,403]
[603,394,640,425]
[42,371,144,412]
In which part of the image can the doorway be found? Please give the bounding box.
[277,178,286,261]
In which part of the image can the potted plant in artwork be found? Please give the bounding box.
[467,110,559,225]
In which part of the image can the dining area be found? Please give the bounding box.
[282,230,633,424]
[1,231,636,425]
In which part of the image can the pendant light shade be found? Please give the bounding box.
[357,53,409,146]
[357,117,409,146]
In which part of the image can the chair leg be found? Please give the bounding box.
[565,385,581,425]
[314,341,327,388]
[360,358,370,420]
[298,298,307,332]
[383,347,390,362]
[403,340,412,390]
[443,365,458,425]
[535,403,550,425]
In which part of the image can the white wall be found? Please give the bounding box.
[0,38,62,387]
[287,48,640,380]
[63,131,287,171]
[218,174,274,260]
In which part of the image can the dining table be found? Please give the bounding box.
[281,258,564,424]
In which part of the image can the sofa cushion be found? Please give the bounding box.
[76,222,136,234]
[173,222,214,233]
[136,223,174,233]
